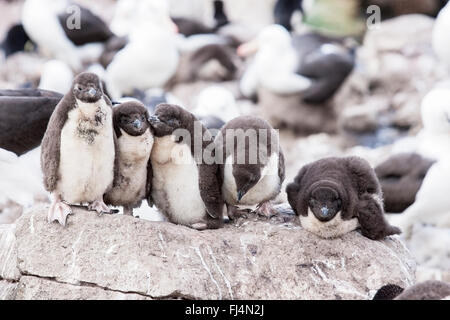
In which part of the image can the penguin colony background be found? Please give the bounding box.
[0,0,450,300]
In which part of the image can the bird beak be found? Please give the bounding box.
[320,206,330,217]
[88,88,97,97]
[167,17,179,34]
[237,39,259,57]
[148,115,161,124]
[133,119,142,129]
[237,190,245,202]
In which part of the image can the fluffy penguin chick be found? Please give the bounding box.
[41,72,116,226]
[148,104,223,230]
[216,116,285,219]
[104,101,154,216]
[286,157,401,240]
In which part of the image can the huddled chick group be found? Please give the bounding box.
[41,71,400,241]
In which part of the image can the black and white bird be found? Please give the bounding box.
[388,156,450,238]
[292,32,356,103]
[0,88,63,156]
[274,0,314,31]
[238,24,355,104]
[216,116,285,219]
[286,157,401,240]
[148,104,224,230]
[41,72,116,226]
[105,0,179,99]
[22,0,115,70]
[375,153,435,213]
[105,101,154,216]
[0,23,34,58]
[172,0,229,36]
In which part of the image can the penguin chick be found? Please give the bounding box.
[375,153,435,213]
[215,116,285,219]
[374,281,450,300]
[41,72,116,226]
[148,104,224,230]
[104,101,154,216]
[286,157,401,240]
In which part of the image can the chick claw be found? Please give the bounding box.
[88,200,112,215]
[48,201,73,227]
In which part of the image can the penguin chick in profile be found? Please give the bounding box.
[286,157,401,240]
[41,72,116,226]
[148,104,223,230]
[104,101,154,216]
[216,116,285,219]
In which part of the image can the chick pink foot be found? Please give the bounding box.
[255,201,276,218]
[48,201,73,226]
[227,205,249,220]
[88,199,111,214]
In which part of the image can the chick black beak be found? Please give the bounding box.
[148,115,161,124]
[133,119,142,129]
[313,205,337,222]
[237,190,245,202]
[320,206,330,217]
[88,88,97,97]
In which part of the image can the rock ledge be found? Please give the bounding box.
[1,205,416,300]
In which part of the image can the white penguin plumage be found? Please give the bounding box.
[417,87,450,160]
[106,0,179,99]
[0,147,48,222]
[392,87,450,161]
[389,157,450,237]
[433,2,450,69]
[193,86,240,122]
[38,60,74,94]
[22,0,82,70]
[239,24,311,97]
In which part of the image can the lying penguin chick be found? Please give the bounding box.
[216,116,285,219]
[374,281,450,300]
[375,153,435,213]
[286,157,401,240]
[148,104,224,230]
[104,101,154,216]
[41,72,116,226]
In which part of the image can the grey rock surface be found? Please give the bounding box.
[14,276,150,300]
[0,280,18,300]
[0,205,417,300]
